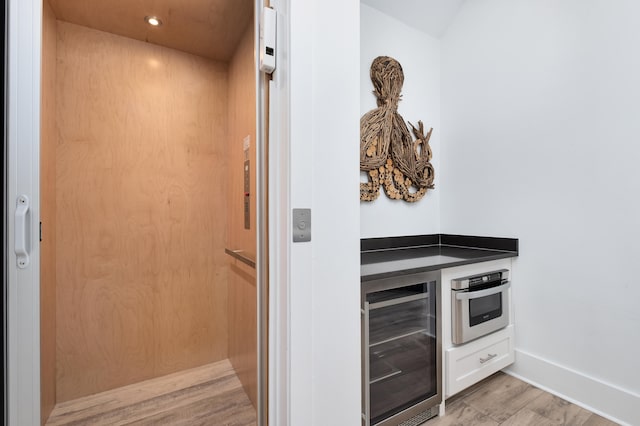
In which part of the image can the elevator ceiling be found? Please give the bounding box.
[48,0,253,61]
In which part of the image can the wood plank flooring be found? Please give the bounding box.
[429,372,619,426]
[46,359,256,426]
[47,364,618,426]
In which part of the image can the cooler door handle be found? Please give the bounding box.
[362,302,371,425]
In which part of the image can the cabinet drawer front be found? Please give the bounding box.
[446,326,514,397]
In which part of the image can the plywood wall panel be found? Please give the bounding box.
[226,24,256,256]
[40,1,57,422]
[55,21,229,402]
[228,261,257,407]
[226,23,258,407]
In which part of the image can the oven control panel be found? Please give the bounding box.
[469,271,503,287]
[452,269,508,290]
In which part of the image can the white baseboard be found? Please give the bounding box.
[504,349,639,426]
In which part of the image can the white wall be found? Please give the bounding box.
[287,0,362,425]
[361,0,464,39]
[441,1,640,424]
[360,4,441,238]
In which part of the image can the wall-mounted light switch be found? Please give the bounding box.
[292,208,311,242]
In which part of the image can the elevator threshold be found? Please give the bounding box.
[46,359,256,426]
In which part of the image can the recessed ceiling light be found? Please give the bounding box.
[144,16,163,27]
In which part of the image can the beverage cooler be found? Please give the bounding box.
[361,271,442,426]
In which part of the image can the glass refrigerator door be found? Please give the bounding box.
[366,282,437,425]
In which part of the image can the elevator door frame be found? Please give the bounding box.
[5,0,279,424]
[6,0,42,424]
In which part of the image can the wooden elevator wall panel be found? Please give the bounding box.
[226,23,257,408]
[228,262,257,408]
[41,1,57,422]
[55,21,229,402]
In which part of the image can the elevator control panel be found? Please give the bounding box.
[243,136,250,230]
[292,208,311,242]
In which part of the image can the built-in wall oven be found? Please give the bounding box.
[361,270,441,426]
[451,269,510,345]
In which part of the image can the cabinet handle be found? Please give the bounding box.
[479,353,497,364]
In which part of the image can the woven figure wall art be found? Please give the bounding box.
[360,56,434,202]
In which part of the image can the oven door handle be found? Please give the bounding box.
[455,282,510,300]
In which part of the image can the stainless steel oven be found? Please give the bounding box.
[362,271,441,426]
[451,269,510,345]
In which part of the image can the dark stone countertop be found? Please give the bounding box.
[361,234,518,282]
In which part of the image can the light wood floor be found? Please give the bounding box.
[46,359,256,426]
[429,371,619,426]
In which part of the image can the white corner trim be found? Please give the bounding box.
[267,1,291,425]
[505,349,639,426]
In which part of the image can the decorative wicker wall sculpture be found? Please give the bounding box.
[360,56,434,202]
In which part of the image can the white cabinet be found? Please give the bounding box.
[445,325,514,397]
[440,259,515,399]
